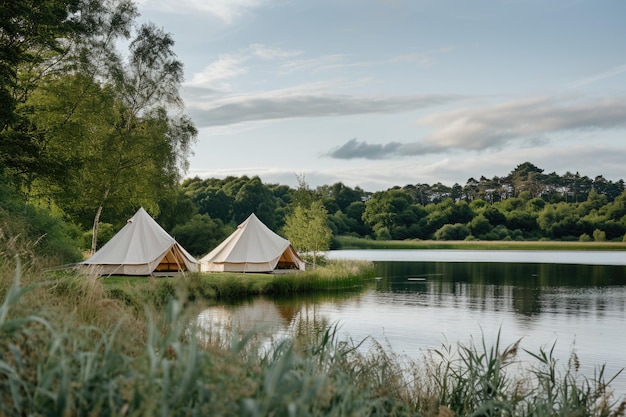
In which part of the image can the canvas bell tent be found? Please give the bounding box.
[81,207,198,275]
[200,213,305,273]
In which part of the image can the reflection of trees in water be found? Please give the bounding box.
[196,291,371,349]
[373,261,626,316]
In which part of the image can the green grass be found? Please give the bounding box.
[101,259,376,309]
[335,235,626,251]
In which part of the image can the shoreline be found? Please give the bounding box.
[334,236,626,251]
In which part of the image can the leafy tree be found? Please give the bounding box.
[70,23,196,252]
[592,229,607,242]
[506,162,545,197]
[434,223,471,241]
[343,201,370,236]
[469,214,492,237]
[171,214,229,257]
[283,200,332,267]
[196,187,233,224]
[362,189,413,236]
[156,188,196,232]
[232,177,277,228]
[327,182,363,212]
[1,0,137,189]
[291,173,315,208]
[0,0,82,130]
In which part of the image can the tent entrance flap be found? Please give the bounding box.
[155,246,194,272]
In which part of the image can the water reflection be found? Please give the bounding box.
[197,257,626,401]
[375,261,626,316]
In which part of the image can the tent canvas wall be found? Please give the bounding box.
[200,213,305,273]
[81,207,198,275]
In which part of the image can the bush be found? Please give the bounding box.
[593,229,607,242]
[434,223,471,240]
[0,206,82,265]
[374,226,392,241]
[579,233,592,242]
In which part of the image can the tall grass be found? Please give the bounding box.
[102,259,376,308]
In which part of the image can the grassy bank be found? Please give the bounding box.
[102,259,376,310]
[335,235,626,251]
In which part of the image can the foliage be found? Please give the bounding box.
[170,214,230,257]
[283,201,333,267]
[0,177,82,264]
[434,223,471,241]
[1,0,196,255]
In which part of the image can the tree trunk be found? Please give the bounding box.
[91,187,110,254]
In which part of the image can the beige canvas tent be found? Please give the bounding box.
[200,213,305,273]
[81,207,198,275]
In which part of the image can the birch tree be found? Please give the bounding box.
[283,200,332,267]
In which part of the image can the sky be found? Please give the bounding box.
[135,0,626,192]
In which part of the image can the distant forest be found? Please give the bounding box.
[169,161,626,255]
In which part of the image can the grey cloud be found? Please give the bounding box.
[414,95,626,153]
[326,138,404,160]
[185,91,461,127]
[325,95,626,161]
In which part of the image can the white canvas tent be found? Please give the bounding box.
[81,207,198,275]
[200,213,305,273]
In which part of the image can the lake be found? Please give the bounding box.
[197,249,626,402]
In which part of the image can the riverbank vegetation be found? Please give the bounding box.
[101,258,376,310]
[2,257,624,416]
[335,236,626,251]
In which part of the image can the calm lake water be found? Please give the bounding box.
[198,250,626,402]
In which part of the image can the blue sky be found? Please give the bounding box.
[136,0,626,191]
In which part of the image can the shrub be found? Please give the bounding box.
[434,223,471,241]
[593,229,607,242]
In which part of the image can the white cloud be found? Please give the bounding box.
[137,0,269,23]
[187,54,248,90]
[249,43,302,60]
[186,86,460,127]
[416,95,626,151]
[568,64,626,89]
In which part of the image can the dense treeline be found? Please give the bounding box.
[1,0,196,262]
[2,2,625,266]
[170,162,626,255]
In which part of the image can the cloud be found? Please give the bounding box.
[249,43,302,60]
[568,64,626,89]
[415,95,626,151]
[186,87,460,127]
[187,54,248,90]
[326,138,404,160]
[327,94,626,160]
[137,0,270,23]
